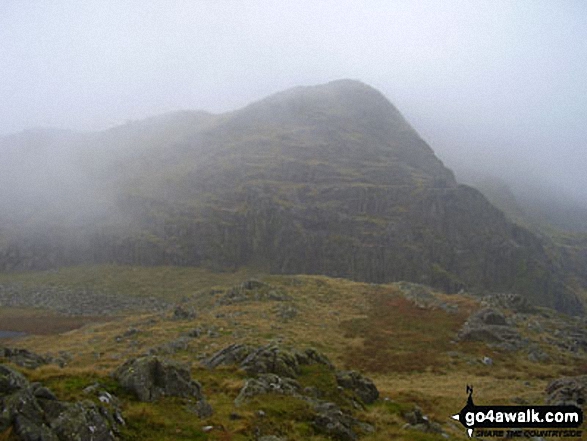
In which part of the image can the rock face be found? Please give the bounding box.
[0,364,122,441]
[0,80,582,314]
[545,375,587,406]
[112,356,210,417]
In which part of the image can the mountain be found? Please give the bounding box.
[0,80,583,314]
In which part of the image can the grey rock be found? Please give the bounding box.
[404,405,444,434]
[235,374,301,406]
[202,343,254,369]
[545,375,587,407]
[312,401,373,441]
[457,308,526,350]
[482,293,535,313]
[335,370,379,404]
[0,347,52,369]
[185,400,214,418]
[0,364,29,394]
[0,364,120,440]
[50,400,116,441]
[112,356,208,406]
[240,345,301,378]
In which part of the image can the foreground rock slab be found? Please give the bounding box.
[0,364,121,441]
[112,355,212,417]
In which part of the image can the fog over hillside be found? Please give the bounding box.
[1,1,586,214]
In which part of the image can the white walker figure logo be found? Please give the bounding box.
[451,385,584,438]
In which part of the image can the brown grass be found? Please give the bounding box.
[340,290,473,373]
[0,308,111,335]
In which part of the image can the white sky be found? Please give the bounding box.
[1,1,586,201]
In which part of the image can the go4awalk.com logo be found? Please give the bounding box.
[452,386,584,438]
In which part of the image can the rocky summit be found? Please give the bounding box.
[0,80,584,314]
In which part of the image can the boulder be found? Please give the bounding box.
[545,375,587,407]
[50,401,116,441]
[112,356,211,416]
[335,370,379,404]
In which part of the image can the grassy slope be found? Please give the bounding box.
[1,266,586,440]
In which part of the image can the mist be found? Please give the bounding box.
[1,0,586,208]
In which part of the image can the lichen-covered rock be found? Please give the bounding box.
[294,348,333,370]
[112,356,211,417]
[482,293,535,313]
[234,374,301,406]
[335,370,379,404]
[240,345,301,378]
[0,364,120,440]
[203,343,314,378]
[545,375,587,407]
[202,343,253,369]
[0,364,29,395]
[50,401,116,441]
[13,413,60,441]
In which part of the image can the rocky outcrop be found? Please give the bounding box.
[482,293,535,314]
[545,375,587,407]
[457,308,526,351]
[203,344,333,377]
[112,356,212,417]
[335,371,379,404]
[0,347,51,369]
[205,343,376,439]
[0,364,122,441]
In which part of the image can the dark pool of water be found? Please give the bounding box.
[0,330,27,339]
